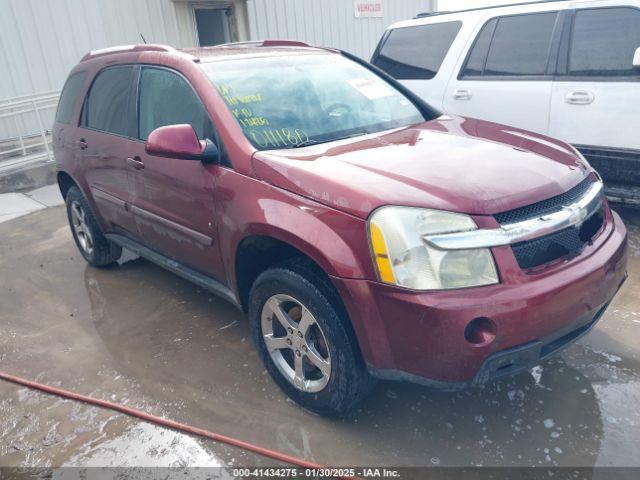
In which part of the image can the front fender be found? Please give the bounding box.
[232,197,371,280]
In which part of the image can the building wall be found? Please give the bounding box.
[246,0,434,60]
[0,0,198,100]
[0,0,433,141]
[0,0,434,99]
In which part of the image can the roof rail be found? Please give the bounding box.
[81,44,175,62]
[261,40,311,47]
[215,40,312,49]
[413,0,567,19]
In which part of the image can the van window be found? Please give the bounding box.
[373,21,462,80]
[82,66,134,136]
[569,7,640,77]
[138,67,214,141]
[461,18,497,77]
[483,12,557,76]
[55,72,86,124]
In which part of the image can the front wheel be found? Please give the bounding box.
[249,259,375,415]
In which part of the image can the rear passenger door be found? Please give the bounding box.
[372,20,462,107]
[549,5,640,182]
[443,11,562,135]
[78,65,139,237]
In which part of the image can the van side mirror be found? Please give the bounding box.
[634,47,640,70]
[145,124,219,163]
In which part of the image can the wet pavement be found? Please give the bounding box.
[1,204,639,470]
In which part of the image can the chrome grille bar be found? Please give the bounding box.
[423,181,604,251]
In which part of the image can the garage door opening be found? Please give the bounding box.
[195,8,231,46]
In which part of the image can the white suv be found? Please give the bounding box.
[372,0,640,202]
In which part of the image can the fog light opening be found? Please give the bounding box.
[464,317,497,346]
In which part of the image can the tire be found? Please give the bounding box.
[249,258,376,415]
[65,186,122,267]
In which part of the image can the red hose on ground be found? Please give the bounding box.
[0,371,355,479]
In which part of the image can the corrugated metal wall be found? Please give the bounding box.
[0,0,433,99]
[0,0,433,141]
[0,0,197,100]
[246,0,434,60]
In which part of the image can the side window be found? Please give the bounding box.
[138,67,214,141]
[569,7,640,77]
[373,21,462,80]
[55,72,86,124]
[82,66,135,136]
[483,12,557,76]
[461,18,497,78]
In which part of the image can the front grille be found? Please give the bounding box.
[494,176,604,270]
[510,205,604,270]
[495,177,594,224]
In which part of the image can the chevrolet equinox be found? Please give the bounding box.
[53,41,628,415]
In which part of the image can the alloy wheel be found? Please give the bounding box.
[261,294,331,393]
[70,200,94,255]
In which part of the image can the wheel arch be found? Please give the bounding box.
[57,170,79,199]
[235,232,369,371]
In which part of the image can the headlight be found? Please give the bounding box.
[368,207,499,290]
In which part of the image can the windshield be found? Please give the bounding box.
[200,53,425,150]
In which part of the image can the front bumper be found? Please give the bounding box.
[332,210,628,387]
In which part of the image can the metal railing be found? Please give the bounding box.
[0,91,60,174]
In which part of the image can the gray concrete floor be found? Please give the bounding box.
[0,204,639,470]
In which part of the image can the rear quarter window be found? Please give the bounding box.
[373,21,462,80]
[55,72,86,124]
[569,7,640,77]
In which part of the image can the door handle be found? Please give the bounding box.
[126,156,145,170]
[453,89,472,100]
[565,91,594,105]
[76,139,88,150]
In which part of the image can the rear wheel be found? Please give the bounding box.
[249,259,375,415]
[65,186,122,267]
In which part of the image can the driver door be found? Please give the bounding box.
[128,65,225,281]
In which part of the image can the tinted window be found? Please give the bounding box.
[461,18,497,77]
[83,67,134,136]
[55,72,86,124]
[138,67,214,141]
[484,12,557,76]
[569,7,640,77]
[374,21,462,80]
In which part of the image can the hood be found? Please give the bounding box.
[251,115,592,219]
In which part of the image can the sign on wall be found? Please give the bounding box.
[354,0,383,18]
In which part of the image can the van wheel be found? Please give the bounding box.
[65,186,122,267]
[249,258,376,415]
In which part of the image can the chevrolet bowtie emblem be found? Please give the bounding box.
[563,204,588,225]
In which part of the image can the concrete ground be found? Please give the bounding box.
[0,199,639,472]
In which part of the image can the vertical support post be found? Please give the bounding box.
[13,115,26,155]
[32,99,52,162]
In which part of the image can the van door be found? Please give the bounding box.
[127,66,226,281]
[78,65,139,238]
[443,11,562,135]
[549,6,640,184]
[371,20,462,108]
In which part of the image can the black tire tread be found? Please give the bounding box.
[65,186,122,267]
[249,256,376,415]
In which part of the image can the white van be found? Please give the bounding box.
[372,0,640,203]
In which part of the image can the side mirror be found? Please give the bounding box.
[634,47,640,69]
[145,124,218,163]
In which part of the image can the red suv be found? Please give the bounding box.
[54,41,627,415]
